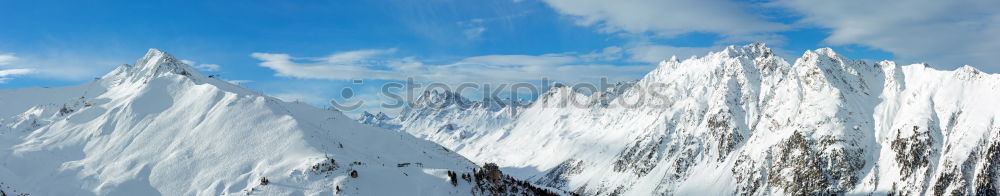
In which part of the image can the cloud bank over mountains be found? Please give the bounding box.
[247,0,1000,86]
[540,0,1000,71]
[251,48,652,83]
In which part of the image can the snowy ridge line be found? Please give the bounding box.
[361,43,1000,195]
[0,49,568,195]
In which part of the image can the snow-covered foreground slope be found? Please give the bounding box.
[0,49,562,195]
[364,43,1000,195]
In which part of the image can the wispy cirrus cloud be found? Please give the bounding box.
[0,53,18,66]
[0,68,33,84]
[538,0,1000,72]
[623,43,719,63]
[273,92,330,105]
[534,0,787,68]
[773,0,1000,71]
[463,27,487,40]
[180,60,221,72]
[540,0,788,38]
[0,50,126,83]
[251,48,654,83]
[0,53,33,83]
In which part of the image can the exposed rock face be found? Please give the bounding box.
[362,43,1000,195]
[468,163,566,196]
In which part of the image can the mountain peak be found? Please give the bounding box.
[419,89,464,100]
[803,47,842,60]
[134,48,196,76]
[954,65,983,80]
[0,49,566,195]
[100,48,203,85]
[359,111,392,122]
[798,47,842,65]
[414,89,471,108]
[719,42,774,58]
[144,48,168,58]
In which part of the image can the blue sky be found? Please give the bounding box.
[2,0,997,114]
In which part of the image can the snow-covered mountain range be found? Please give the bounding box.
[362,43,1000,195]
[0,49,560,195]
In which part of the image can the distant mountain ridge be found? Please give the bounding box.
[361,43,1000,195]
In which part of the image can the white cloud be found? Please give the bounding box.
[251,49,403,81]
[0,69,32,76]
[196,64,221,72]
[0,68,33,84]
[0,53,33,83]
[459,54,576,67]
[322,48,397,64]
[180,59,221,72]
[180,60,196,66]
[0,53,18,66]
[226,80,252,85]
[0,50,123,81]
[252,49,654,84]
[774,0,1000,71]
[624,43,718,63]
[463,27,487,40]
[539,0,1000,72]
[580,46,624,62]
[540,0,788,37]
[273,92,328,104]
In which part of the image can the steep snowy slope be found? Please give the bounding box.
[0,49,560,195]
[364,43,1000,195]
